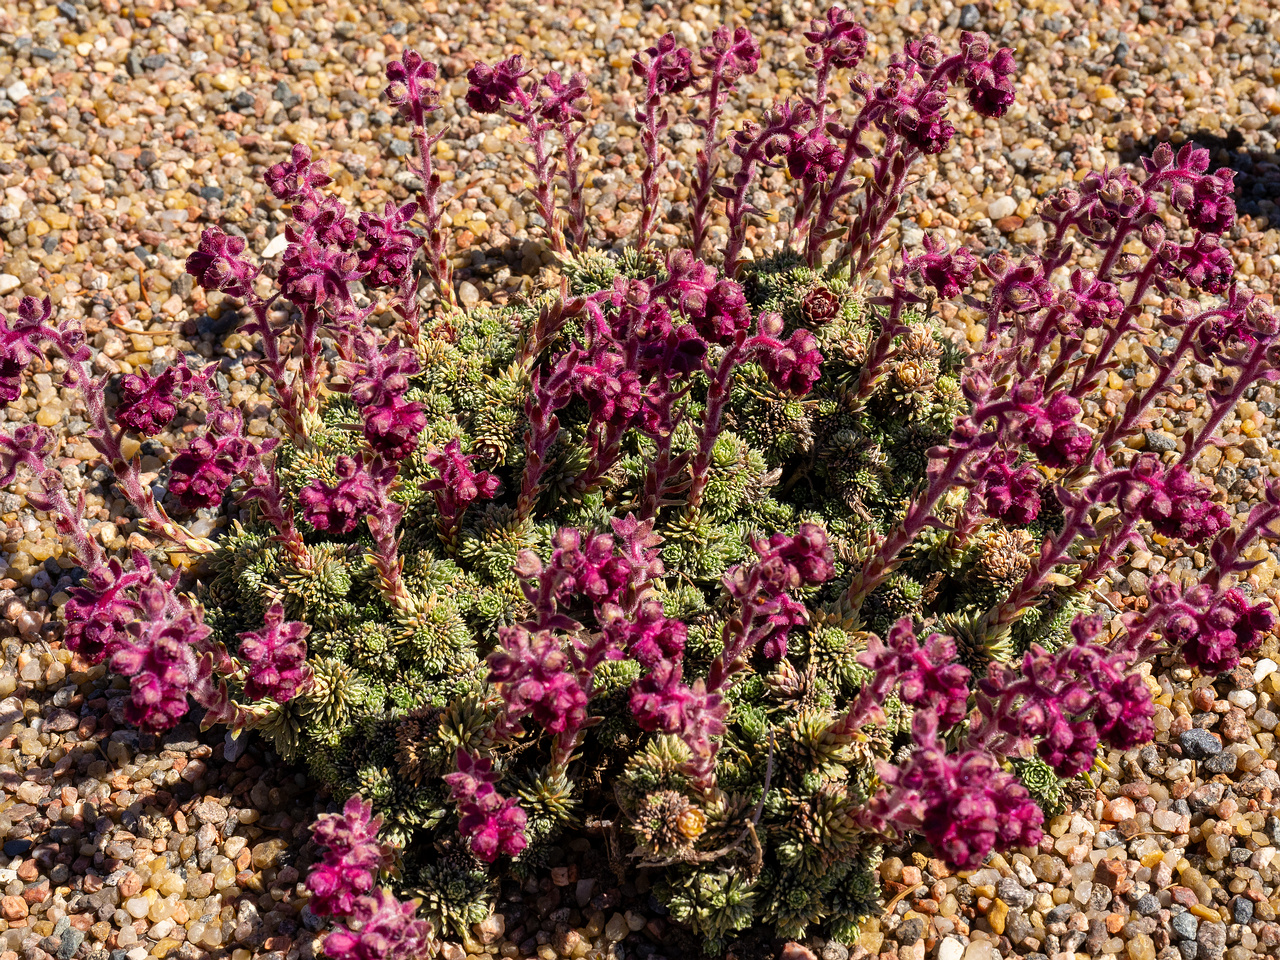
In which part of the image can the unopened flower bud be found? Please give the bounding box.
[1141,219,1166,249]
[757,311,784,337]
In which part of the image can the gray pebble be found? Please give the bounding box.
[1179,728,1222,759]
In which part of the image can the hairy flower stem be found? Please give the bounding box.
[65,360,216,555]
[982,501,1131,633]
[409,121,458,313]
[636,81,668,254]
[516,357,576,523]
[843,147,914,285]
[557,119,589,253]
[505,87,567,255]
[838,441,973,616]
[1177,340,1277,467]
[243,459,314,572]
[242,295,310,446]
[804,112,874,267]
[689,71,731,258]
[852,295,910,404]
[723,110,801,277]
[365,468,413,615]
[686,337,745,510]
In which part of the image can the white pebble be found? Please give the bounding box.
[6,81,29,102]
[0,275,18,297]
[986,195,1018,220]
[261,233,288,258]
[1254,658,1277,683]
[938,939,964,960]
[1228,689,1257,709]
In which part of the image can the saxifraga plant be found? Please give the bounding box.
[7,8,1280,957]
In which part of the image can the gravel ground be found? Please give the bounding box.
[3,0,1280,959]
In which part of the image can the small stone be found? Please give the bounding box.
[898,917,925,945]
[962,941,992,960]
[1227,689,1256,709]
[194,801,228,825]
[604,913,628,941]
[779,944,818,960]
[261,234,288,258]
[1144,429,1178,452]
[1104,797,1136,821]
[938,939,964,960]
[1171,911,1199,940]
[959,3,981,28]
[1,895,27,920]
[458,281,480,308]
[474,913,504,944]
[0,275,19,296]
[1179,729,1222,759]
[1129,933,1156,960]
[986,195,1017,220]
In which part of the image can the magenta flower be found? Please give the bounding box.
[1153,579,1275,675]
[307,796,394,918]
[964,45,1017,118]
[701,25,762,80]
[62,556,142,664]
[1173,167,1236,236]
[891,81,954,156]
[574,350,645,427]
[347,334,426,461]
[785,128,844,183]
[1118,454,1230,546]
[323,889,434,960]
[603,600,687,669]
[912,236,978,299]
[168,432,254,510]
[362,396,426,461]
[972,447,1042,524]
[538,70,588,123]
[236,602,312,703]
[752,327,823,395]
[299,455,380,534]
[278,242,363,309]
[1172,235,1235,294]
[0,297,69,403]
[384,49,441,119]
[357,201,422,289]
[443,751,528,862]
[803,6,868,71]
[116,368,183,435]
[976,618,1156,776]
[185,228,258,300]
[1062,269,1125,331]
[873,735,1043,870]
[265,143,332,201]
[466,55,530,113]
[635,33,694,96]
[1018,391,1092,469]
[537,527,633,611]
[108,578,213,731]
[862,619,972,728]
[423,439,501,523]
[487,626,590,737]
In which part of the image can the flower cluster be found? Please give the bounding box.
[307,797,435,960]
[1145,578,1275,675]
[974,618,1156,777]
[114,362,218,436]
[236,602,313,703]
[422,439,501,542]
[443,751,528,862]
[872,726,1044,871]
[299,456,380,534]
